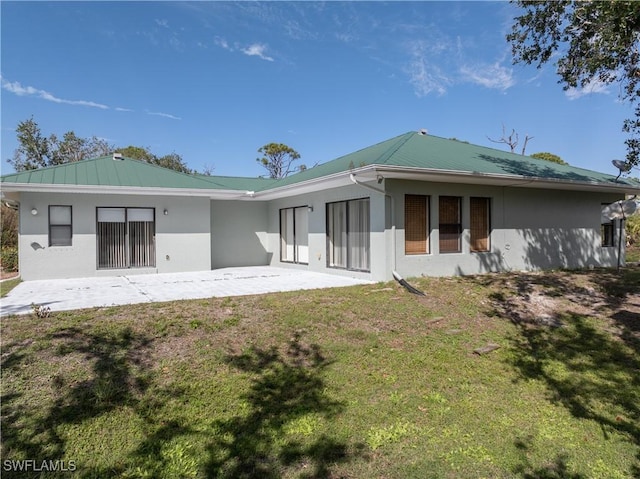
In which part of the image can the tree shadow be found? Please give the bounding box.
[471,269,640,477]
[205,331,363,478]
[1,326,155,475]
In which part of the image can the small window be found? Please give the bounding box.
[470,197,491,252]
[439,196,461,253]
[601,222,615,247]
[601,204,615,247]
[49,205,72,246]
[405,194,429,254]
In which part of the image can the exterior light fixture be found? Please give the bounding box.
[163,209,168,216]
[308,205,314,212]
[31,208,38,216]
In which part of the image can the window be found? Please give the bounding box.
[327,198,370,271]
[601,204,615,247]
[49,205,72,246]
[405,194,429,255]
[439,196,461,253]
[470,197,491,252]
[280,206,309,264]
[97,208,155,269]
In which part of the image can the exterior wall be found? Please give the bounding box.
[16,192,211,280]
[388,179,622,278]
[210,200,270,268]
[266,184,389,281]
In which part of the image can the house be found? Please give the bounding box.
[2,131,639,282]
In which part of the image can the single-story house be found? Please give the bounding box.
[2,130,639,282]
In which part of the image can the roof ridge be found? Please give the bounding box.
[376,131,417,165]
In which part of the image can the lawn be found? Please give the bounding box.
[1,268,639,478]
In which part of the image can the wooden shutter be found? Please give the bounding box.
[439,196,461,253]
[470,197,490,252]
[405,195,428,254]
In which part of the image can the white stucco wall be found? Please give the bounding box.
[266,184,389,281]
[387,179,622,278]
[16,192,211,280]
[210,200,270,268]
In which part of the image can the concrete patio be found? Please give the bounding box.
[0,266,373,316]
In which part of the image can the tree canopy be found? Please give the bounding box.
[256,143,303,179]
[7,117,198,175]
[507,1,640,168]
[530,152,568,165]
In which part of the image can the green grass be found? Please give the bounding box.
[1,267,639,478]
[0,276,21,297]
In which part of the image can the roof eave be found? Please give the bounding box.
[372,166,640,194]
[0,183,256,199]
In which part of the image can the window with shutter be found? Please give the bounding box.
[470,197,490,252]
[439,196,461,253]
[405,194,429,254]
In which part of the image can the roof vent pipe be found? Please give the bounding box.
[419,129,428,136]
[113,153,124,161]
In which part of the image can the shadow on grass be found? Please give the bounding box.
[472,268,640,477]
[1,326,154,476]
[205,331,364,478]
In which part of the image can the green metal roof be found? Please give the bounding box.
[193,174,280,191]
[2,132,637,192]
[266,131,638,188]
[0,156,220,189]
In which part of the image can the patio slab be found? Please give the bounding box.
[0,266,373,317]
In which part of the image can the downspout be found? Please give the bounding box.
[349,173,396,274]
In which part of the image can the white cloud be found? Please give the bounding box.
[565,78,610,100]
[460,62,515,91]
[214,36,232,51]
[405,41,451,96]
[146,110,181,120]
[1,77,109,109]
[155,19,169,28]
[241,43,274,62]
[115,107,134,112]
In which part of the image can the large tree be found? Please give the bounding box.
[507,1,640,168]
[256,143,302,179]
[8,117,114,171]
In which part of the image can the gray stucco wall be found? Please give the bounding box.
[266,184,389,281]
[16,192,211,280]
[387,179,622,279]
[210,200,270,268]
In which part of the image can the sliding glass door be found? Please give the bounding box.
[327,198,370,272]
[97,207,155,269]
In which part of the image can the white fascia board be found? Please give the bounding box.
[373,166,640,194]
[0,183,254,199]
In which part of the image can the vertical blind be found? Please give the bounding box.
[97,208,155,269]
[280,207,309,264]
[327,198,370,271]
[439,196,461,253]
[470,197,490,252]
[405,194,428,254]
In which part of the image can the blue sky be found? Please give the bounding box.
[1,1,632,177]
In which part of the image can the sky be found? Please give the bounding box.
[0,1,633,178]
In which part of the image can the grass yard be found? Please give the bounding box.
[1,268,639,478]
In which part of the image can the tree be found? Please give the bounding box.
[7,118,199,174]
[256,143,302,179]
[9,117,50,171]
[487,124,534,155]
[114,146,194,174]
[530,152,568,165]
[507,1,640,168]
[153,152,193,174]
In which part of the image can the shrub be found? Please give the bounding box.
[1,247,18,272]
[1,204,18,248]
